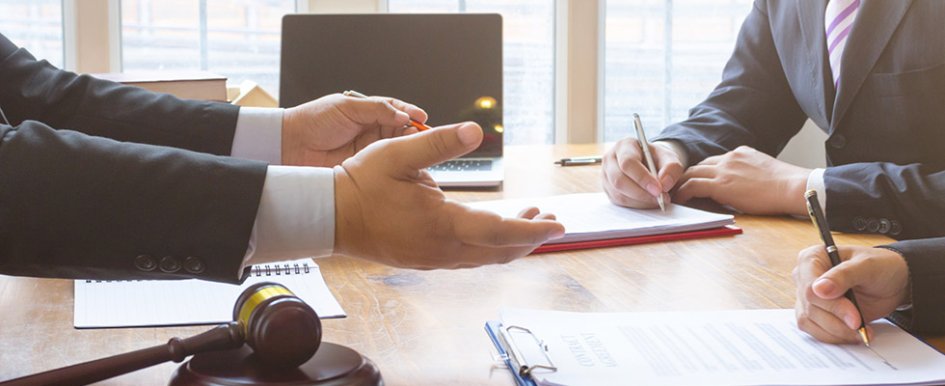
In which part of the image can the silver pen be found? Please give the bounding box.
[633,113,666,211]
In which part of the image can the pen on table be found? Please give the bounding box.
[342,90,431,132]
[805,189,871,347]
[555,156,602,167]
[632,113,666,211]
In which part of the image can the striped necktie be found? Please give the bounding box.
[825,0,861,88]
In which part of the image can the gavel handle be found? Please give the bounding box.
[1,323,243,386]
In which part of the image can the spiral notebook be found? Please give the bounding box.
[73,259,345,329]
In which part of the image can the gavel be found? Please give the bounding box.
[2,282,322,386]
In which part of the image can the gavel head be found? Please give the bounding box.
[233,282,322,368]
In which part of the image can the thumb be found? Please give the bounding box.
[390,122,483,170]
[812,260,869,300]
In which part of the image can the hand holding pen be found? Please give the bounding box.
[601,114,684,210]
[343,90,432,132]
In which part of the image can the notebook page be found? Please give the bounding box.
[467,193,735,243]
[74,258,345,328]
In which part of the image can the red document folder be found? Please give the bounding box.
[532,225,742,254]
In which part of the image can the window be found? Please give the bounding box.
[0,0,64,67]
[388,0,556,145]
[603,0,752,140]
[120,0,296,97]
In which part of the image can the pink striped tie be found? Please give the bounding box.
[825,0,860,88]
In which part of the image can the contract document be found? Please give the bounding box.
[486,308,945,386]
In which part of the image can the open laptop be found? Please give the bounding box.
[280,13,504,188]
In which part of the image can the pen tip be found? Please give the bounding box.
[859,328,870,347]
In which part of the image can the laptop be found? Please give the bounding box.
[280,13,504,188]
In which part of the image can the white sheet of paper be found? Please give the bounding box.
[467,193,734,243]
[498,308,945,386]
[74,258,345,328]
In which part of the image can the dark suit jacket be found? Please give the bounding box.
[655,0,945,241]
[885,239,945,334]
[0,33,267,283]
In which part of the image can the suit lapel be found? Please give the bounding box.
[831,0,913,128]
[796,0,833,125]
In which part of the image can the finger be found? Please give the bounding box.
[517,207,541,219]
[603,152,658,208]
[345,97,411,128]
[698,154,723,166]
[383,97,429,123]
[813,258,875,301]
[615,144,663,198]
[807,291,863,331]
[673,178,716,204]
[680,165,716,180]
[453,207,566,247]
[535,212,557,221]
[796,304,863,344]
[383,122,483,170]
[652,144,685,191]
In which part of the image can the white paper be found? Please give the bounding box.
[467,193,734,243]
[74,258,345,328]
[497,308,945,386]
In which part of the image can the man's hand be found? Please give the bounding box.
[333,122,566,269]
[602,138,685,208]
[674,146,810,215]
[793,245,911,344]
[281,93,428,167]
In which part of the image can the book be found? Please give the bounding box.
[486,308,945,386]
[73,258,345,329]
[466,193,740,253]
[90,71,228,101]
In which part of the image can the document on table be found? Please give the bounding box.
[74,258,345,328]
[487,308,945,386]
[466,193,735,245]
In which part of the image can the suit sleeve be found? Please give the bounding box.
[0,121,267,283]
[0,33,239,155]
[881,238,945,335]
[653,0,808,164]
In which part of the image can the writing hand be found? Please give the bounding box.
[333,122,565,269]
[602,138,684,208]
[793,245,911,344]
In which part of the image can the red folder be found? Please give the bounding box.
[532,225,742,254]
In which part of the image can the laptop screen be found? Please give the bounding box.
[280,13,503,158]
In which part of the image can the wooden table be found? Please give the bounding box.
[1,144,940,385]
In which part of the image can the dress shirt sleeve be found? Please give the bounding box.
[240,165,335,275]
[231,107,284,164]
[806,168,827,214]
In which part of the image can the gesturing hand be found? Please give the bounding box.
[333,122,566,269]
[281,93,428,167]
[793,245,911,344]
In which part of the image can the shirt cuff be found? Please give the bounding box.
[240,165,335,271]
[656,139,690,169]
[231,107,284,164]
[807,168,827,214]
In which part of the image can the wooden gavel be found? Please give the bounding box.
[1,282,322,386]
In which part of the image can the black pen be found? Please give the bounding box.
[554,156,602,166]
[805,190,870,347]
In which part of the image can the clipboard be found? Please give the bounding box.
[484,321,557,386]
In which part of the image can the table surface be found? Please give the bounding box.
[1,144,941,385]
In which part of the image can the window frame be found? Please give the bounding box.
[62,0,604,144]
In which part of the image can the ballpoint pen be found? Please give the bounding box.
[554,156,602,166]
[632,113,665,211]
[342,90,432,132]
[805,190,871,347]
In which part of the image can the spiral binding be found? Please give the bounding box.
[252,262,311,277]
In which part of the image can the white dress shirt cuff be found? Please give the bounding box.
[658,140,690,169]
[807,168,827,214]
[231,107,284,164]
[240,165,335,273]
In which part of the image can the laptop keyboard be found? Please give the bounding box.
[429,159,494,171]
